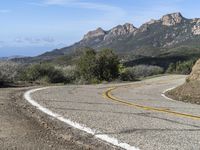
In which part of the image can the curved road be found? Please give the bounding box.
[27,75,200,150]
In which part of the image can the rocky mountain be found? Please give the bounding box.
[16,12,200,64]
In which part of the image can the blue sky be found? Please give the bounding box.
[0,0,200,57]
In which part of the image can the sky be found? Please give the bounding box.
[0,0,200,57]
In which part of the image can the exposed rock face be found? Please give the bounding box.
[83,27,106,40]
[104,23,137,40]
[83,23,137,42]
[123,23,137,33]
[138,24,149,32]
[187,59,200,81]
[161,12,184,26]
[192,19,200,35]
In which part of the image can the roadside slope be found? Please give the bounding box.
[167,59,200,104]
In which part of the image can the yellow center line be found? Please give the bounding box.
[103,87,200,120]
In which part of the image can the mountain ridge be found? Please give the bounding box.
[15,12,200,63]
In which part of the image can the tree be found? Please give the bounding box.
[76,48,120,82]
[96,49,120,81]
[76,48,97,81]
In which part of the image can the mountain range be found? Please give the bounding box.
[14,12,200,67]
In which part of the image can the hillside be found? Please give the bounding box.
[167,59,200,104]
[13,12,200,66]
[186,59,200,81]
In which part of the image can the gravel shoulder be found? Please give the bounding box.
[0,87,118,150]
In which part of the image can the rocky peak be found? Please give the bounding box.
[104,23,137,40]
[161,12,184,26]
[109,23,137,34]
[192,19,200,35]
[83,27,106,40]
[123,23,137,33]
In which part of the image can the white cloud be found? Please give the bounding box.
[13,37,56,46]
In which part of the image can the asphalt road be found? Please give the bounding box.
[29,75,200,150]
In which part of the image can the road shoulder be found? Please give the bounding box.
[0,87,118,150]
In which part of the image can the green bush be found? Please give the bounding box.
[76,48,97,81]
[167,59,197,74]
[20,63,66,83]
[119,67,136,81]
[96,49,120,81]
[76,48,120,82]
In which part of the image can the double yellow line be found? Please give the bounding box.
[103,87,200,120]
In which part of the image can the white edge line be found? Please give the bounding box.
[161,87,176,101]
[24,87,139,150]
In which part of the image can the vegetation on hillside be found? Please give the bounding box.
[0,61,21,86]
[166,59,197,74]
[19,63,66,84]
[119,65,164,81]
[1,47,198,87]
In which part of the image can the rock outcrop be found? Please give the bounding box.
[187,59,200,81]
[104,23,137,40]
[83,27,106,40]
[161,12,184,26]
[192,19,200,35]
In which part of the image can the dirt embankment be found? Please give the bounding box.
[167,59,200,104]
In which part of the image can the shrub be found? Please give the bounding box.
[132,65,164,78]
[76,48,97,81]
[119,67,136,81]
[0,61,20,86]
[96,49,120,81]
[62,66,78,83]
[76,48,120,82]
[120,65,164,81]
[20,63,66,83]
[166,59,197,74]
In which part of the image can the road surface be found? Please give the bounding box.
[26,75,200,150]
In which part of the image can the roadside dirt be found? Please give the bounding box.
[166,81,200,105]
[167,59,200,105]
[0,87,119,150]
